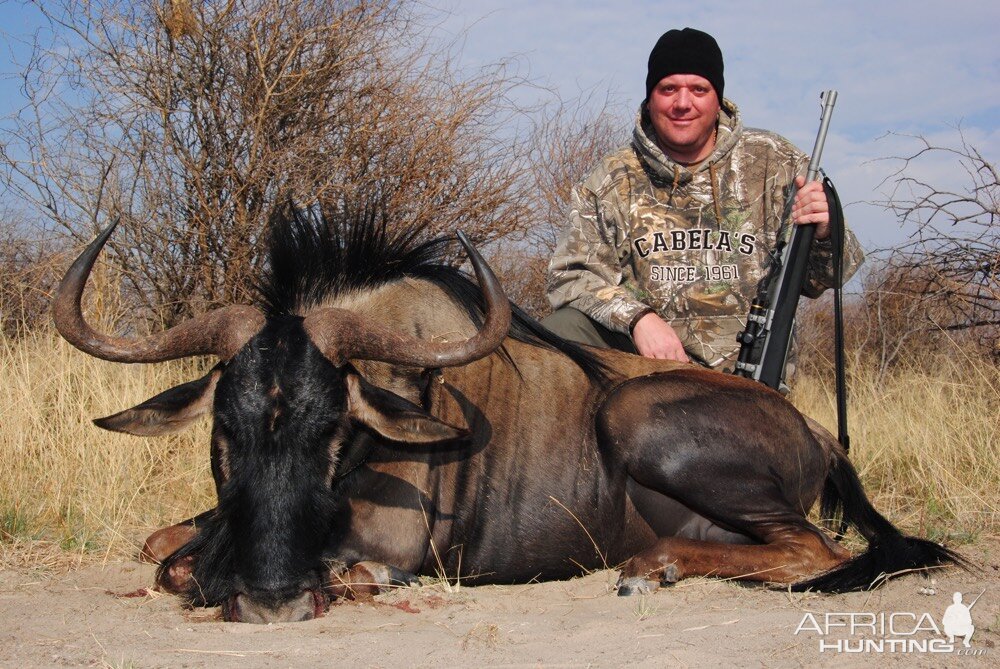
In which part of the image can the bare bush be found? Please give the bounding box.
[800,132,998,378]
[483,247,552,319]
[524,94,630,256]
[0,215,66,337]
[1,0,536,325]
[872,131,998,358]
[799,259,984,380]
[492,94,629,317]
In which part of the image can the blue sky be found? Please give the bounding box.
[2,1,997,253]
[436,0,999,251]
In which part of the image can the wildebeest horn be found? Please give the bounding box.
[52,220,264,362]
[303,230,511,368]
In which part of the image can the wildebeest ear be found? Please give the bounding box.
[345,372,469,444]
[93,365,223,436]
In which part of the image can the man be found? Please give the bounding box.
[544,28,863,370]
[942,592,976,648]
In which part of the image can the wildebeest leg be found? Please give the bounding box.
[617,523,850,595]
[139,509,213,563]
[140,522,195,564]
[141,512,213,595]
[326,561,420,600]
[599,370,852,594]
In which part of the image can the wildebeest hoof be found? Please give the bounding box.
[158,555,196,594]
[660,563,679,584]
[617,577,659,597]
[386,565,421,587]
[327,561,420,600]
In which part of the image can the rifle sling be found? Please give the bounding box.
[823,174,849,456]
[824,174,851,541]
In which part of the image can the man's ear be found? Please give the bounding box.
[93,365,222,436]
[345,372,469,444]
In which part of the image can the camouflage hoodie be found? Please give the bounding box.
[546,100,863,368]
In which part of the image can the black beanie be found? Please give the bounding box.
[645,28,724,102]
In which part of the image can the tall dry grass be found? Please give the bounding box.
[2,326,997,567]
[1,329,214,565]
[792,352,1000,544]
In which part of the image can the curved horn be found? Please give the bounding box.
[303,230,511,368]
[52,220,264,363]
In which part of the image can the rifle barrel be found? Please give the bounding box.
[805,91,838,182]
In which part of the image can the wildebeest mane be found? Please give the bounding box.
[257,204,613,385]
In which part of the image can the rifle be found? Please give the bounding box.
[966,590,985,610]
[733,90,839,392]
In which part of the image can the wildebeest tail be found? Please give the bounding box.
[791,450,967,592]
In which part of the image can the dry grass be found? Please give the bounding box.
[0,329,214,567]
[2,327,996,569]
[791,352,1000,544]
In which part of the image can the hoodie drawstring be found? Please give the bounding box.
[669,165,681,205]
[709,161,723,224]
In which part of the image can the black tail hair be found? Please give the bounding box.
[791,452,969,592]
[819,473,843,534]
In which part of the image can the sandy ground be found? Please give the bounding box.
[1,539,997,668]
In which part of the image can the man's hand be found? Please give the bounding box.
[631,311,689,362]
[790,175,830,239]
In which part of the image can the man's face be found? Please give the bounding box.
[647,74,720,162]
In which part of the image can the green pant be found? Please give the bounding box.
[540,308,638,354]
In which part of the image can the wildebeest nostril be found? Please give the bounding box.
[228,589,320,624]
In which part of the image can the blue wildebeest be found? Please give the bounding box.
[53,206,961,623]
